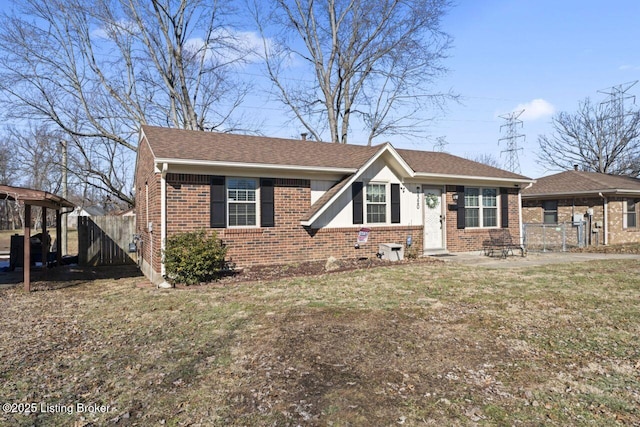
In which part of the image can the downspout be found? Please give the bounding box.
[519,183,533,247]
[598,192,608,245]
[159,163,171,288]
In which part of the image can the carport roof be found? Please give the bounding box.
[0,185,75,210]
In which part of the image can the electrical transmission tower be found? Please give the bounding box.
[498,110,525,174]
[598,80,637,139]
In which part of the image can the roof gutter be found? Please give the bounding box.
[413,172,534,186]
[522,189,640,198]
[154,158,357,175]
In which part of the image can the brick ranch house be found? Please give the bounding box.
[521,170,640,246]
[135,125,534,285]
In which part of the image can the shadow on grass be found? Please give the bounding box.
[0,264,143,290]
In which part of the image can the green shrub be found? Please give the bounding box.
[163,230,227,285]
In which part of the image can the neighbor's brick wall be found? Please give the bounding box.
[164,174,422,267]
[444,186,522,252]
[522,197,605,246]
[606,197,640,245]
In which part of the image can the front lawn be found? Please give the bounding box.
[1,260,639,426]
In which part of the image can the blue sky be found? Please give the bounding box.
[245,0,640,178]
[2,0,639,180]
[424,0,640,178]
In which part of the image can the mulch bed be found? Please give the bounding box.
[178,256,444,287]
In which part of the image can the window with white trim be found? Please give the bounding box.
[465,187,498,228]
[625,199,637,228]
[366,183,387,223]
[227,178,257,226]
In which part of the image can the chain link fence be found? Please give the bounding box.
[523,221,587,252]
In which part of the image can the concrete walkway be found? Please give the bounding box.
[432,251,640,269]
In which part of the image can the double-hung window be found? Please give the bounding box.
[464,187,498,228]
[227,178,257,226]
[543,200,558,224]
[625,199,637,228]
[366,183,387,223]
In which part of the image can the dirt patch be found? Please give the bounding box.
[226,308,509,425]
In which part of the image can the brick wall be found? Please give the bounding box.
[134,139,163,281]
[444,186,522,252]
[520,196,640,246]
[138,172,527,280]
[605,197,640,245]
[164,174,423,267]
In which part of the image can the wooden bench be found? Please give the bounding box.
[483,230,525,258]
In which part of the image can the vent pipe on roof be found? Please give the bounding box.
[574,164,579,171]
[301,133,308,140]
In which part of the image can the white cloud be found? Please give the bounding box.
[619,64,640,71]
[185,29,272,66]
[513,99,555,121]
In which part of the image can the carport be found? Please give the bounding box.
[0,185,75,291]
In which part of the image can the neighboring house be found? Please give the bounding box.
[67,205,107,228]
[135,125,533,284]
[521,170,640,246]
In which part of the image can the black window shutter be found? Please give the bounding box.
[500,188,509,228]
[456,186,465,229]
[210,176,226,228]
[391,183,401,223]
[260,178,275,227]
[352,182,364,224]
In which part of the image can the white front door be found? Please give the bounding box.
[423,188,444,251]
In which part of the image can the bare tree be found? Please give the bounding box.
[253,0,454,145]
[0,138,21,229]
[469,153,502,169]
[6,125,64,193]
[0,0,252,205]
[538,97,640,176]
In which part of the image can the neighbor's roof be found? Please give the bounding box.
[521,170,640,197]
[141,125,531,181]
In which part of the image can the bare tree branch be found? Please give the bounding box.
[537,97,640,177]
[0,0,252,204]
[253,0,454,144]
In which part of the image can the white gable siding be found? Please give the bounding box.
[312,159,422,228]
[311,180,335,204]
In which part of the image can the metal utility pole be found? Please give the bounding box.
[60,140,68,255]
[498,110,525,174]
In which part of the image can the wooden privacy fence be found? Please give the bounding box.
[78,216,137,266]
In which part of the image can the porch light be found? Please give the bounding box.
[452,193,459,201]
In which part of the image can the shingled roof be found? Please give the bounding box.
[141,125,531,180]
[521,170,640,197]
[141,125,377,170]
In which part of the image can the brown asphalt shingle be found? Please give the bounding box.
[142,125,532,180]
[522,170,640,196]
[396,148,529,180]
[142,125,377,169]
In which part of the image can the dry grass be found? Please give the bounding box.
[1,260,639,426]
